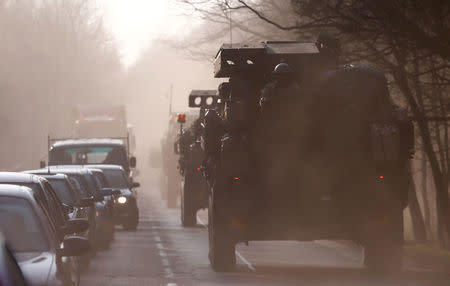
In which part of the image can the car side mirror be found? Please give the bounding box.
[131,182,140,188]
[40,161,46,168]
[63,218,89,234]
[129,156,137,168]
[79,197,95,207]
[61,203,74,215]
[58,236,90,257]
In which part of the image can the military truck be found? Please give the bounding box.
[160,112,197,208]
[203,39,414,271]
[175,90,219,226]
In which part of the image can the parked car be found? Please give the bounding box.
[24,173,95,269]
[87,165,140,230]
[0,233,29,286]
[29,167,115,249]
[0,184,89,286]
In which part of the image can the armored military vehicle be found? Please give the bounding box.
[176,90,219,226]
[203,39,414,271]
[161,111,197,208]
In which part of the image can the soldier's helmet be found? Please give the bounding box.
[218,82,230,99]
[273,63,293,76]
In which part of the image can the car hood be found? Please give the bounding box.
[17,252,54,286]
[117,188,132,196]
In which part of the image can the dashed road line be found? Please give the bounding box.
[197,215,256,271]
[155,235,162,242]
[159,250,168,257]
[161,258,170,267]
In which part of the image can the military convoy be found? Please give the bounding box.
[168,36,414,272]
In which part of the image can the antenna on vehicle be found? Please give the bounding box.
[47,135,51,174]
[227,0,233,47]
[169,84,173,116]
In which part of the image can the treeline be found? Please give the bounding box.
[0,0,124,169]
[178,0,450,248]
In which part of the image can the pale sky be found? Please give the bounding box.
[98,0,195,67]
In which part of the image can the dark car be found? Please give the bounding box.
[0,184,89,286]
[0,233,29,286]
[87,165,140,230]
[46,138,136,179]
[28,167,115,250]
[24,173,95,269]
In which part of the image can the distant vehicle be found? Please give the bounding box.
[87,165,140,230]
[176,90,219,226]
[0,233,29,286]
[26,167,116,250]
[0,184,89,286]
[72,104,127,139]
[45,138,136,179]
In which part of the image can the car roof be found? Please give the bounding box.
[31,173,68,180]
[51,138,125,148]
[0,172,41,184]
[85,164,124,171]
[0,184,34,200]
[25,166,92,175]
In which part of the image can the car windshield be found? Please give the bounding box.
[46,178,78,205]
[50,146,127,166]
[0,197,49,252]
[102,169,128,189]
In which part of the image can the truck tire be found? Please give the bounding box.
[181,171,197,226]
[208,179,236,272]
[363,204,403,273]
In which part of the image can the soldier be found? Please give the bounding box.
[260,62,301,110]
[217,82,230,117]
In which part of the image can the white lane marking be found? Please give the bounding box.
[155,236,161,242]
[197,215,256,271]
[159,250,168,257]
[162,258,170,267]
[166,284,177,286]
[156,243,164,250]
[164,267,174,279]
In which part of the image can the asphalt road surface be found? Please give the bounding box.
[81,174,448,286]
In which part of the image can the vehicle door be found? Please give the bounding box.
[33,194,71,284]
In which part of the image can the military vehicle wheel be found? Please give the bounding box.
[363,204,403,273]
[181,173,196,226]
[208,182,236,272]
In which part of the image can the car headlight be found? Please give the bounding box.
[117,196,127,204]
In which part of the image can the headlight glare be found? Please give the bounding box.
[117,196,127,204]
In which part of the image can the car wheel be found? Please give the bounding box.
[208,177,236,272]
[123,206,139,231]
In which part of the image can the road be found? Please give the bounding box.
[81,175,448,286]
